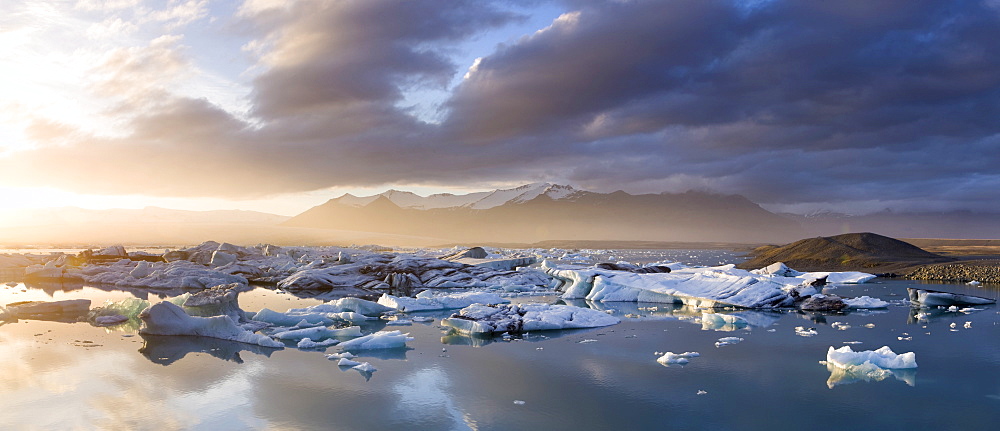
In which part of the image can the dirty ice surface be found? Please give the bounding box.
[1,246,999,430]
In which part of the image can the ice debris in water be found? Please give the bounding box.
[831,322,851,331]
[513,400,526,405]
[656,351,700,366]
[297,338,340,349]
[272,325,362,341]
[697,390,708,395]
[325,352,356,360]
[964,321,972,329]
[715,337,743,347]
[338,330,413,350]
[967,280,981,286]
[795,326,818,337]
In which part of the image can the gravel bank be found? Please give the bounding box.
[906,260,1000,284]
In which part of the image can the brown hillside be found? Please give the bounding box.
[737,232,953,272]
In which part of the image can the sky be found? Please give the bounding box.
[1,0,999,217]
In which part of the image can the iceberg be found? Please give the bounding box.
[826,345,917,369]
[440,303,620,335]
[139,302,284,348]
[338,330,414,350]
[823,345,917,388]
[907,288,996,307]
[377,291,509,312]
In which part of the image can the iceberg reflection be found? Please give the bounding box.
[139,334,280,365]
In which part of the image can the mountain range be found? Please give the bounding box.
[3,183,997,246]
[283,183,806,244]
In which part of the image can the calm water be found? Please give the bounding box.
[1,254,999,430]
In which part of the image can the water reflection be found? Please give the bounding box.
[392,367,476,430]
[906,304,993,324]
[139,334,280,365]
[823,361,917,389]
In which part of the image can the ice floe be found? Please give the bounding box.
[441,303,621,335]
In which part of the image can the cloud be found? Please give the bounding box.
[2,0,999,213]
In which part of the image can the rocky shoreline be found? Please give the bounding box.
[906,260,1000,284]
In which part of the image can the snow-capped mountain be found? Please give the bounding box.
[332,183,579,210]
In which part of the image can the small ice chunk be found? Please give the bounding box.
[842,296,889,309]
[410,316,434,323]
[696,390,708,395]
[338,358,361,367]
[352,362,376,373]
[967,280,981,286]
[831,322,851,331]
[795,326,818,337]
[386,319,412,326]
[94,314,128,326]
[297,337,340,349]
[715,337,743,347]
[656,351,700,366]
[325,352,356,360]
[513,400,526,405]
[963,321,972,329]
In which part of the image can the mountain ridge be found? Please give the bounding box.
[285,184,803,243]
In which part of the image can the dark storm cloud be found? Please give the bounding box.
[3,0,1000,213]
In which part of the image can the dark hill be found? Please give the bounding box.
[737,232,953,272]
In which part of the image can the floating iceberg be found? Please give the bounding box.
[4,299,91,318]
[338,330,413,350]
[441,303,620,335]
[842,296,889,309]
[823,345,917,388]
[378,291,509,312]
[544,261,875,309]
[907,288,995,307]
[139,302,284,348]
[701,312,748,331]
[826,345,917,369]
[656,351,700,366]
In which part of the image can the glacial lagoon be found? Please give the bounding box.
[1,250,998,430]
